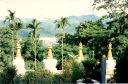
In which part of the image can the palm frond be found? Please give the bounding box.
[54,20,59,23]
[16,18,22,22]
[57,24,61,28]
[55,17,69,29]
[4,16,10,23]
[15,22,23,30]
[8,10,15,20]
[9,24,13,29]
[32,19,36,27]
[35,22,41,28]
[27,24,34,29]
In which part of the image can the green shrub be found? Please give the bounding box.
[61,59,73,83]
[57,59,85,83]
[71,61,85,83]
[0,65,16,84]
[82,58,96,80]
[23,67,53,84]
[13,75,24,84]
[25,60,35,70]
[114,47,128,83]
[25,60,43,70]
[52,74,64,83]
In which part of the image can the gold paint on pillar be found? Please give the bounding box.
[47,43,53,59]
[16,39,21,57]
[107,42,113,59]
[77,42,84,62]
[106,42,116,80]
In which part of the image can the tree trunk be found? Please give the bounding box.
[0,32,1,58]
[62,28,64,71]
[62,37,63,71]
[12,31,14,61]
[34,32,37,69]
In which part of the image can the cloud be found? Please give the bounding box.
[0,0,106,20]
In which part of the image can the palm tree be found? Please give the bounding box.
[4,10,22,60]
[27,19,41,69]
[55,17,69,70]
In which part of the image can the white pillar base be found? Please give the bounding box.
[106,58,116,80]
[43,58,58,74]
[13,57,25,75]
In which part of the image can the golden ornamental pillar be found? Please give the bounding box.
[16,39,21,57]
[47,43,53,59]
[13,38,25,75]
[106,42,116,80]
[107,42,113,59]
[77,42,84,62]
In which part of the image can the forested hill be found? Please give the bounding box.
[0,14,100,37]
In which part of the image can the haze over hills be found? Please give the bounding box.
[1,14,100,38]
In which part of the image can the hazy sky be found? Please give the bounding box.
[0,0,106,20]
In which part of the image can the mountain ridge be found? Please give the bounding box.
[0,14,100,37]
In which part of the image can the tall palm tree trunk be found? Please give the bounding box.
[54,17,69,71]
[62,37,63,70]
[35,41,36,69]
[27,19,41,70]
[62,28,64,71]
[34,34,37,69]
[12,31,14,61]
[0,32,1,58]
[12,21,15,61]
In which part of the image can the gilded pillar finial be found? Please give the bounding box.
[107,42,113,59]
[16,38,21,57]
[77,42,84,62]
[47,43,53,59]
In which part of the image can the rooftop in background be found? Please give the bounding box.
[39,37,58,47]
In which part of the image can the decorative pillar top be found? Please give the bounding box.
[79,42,83,50]
[77,42,84,62]
[107,42,113,59]
[16,38,21,57]
[108,42,112,50]
[47,43,53,59]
